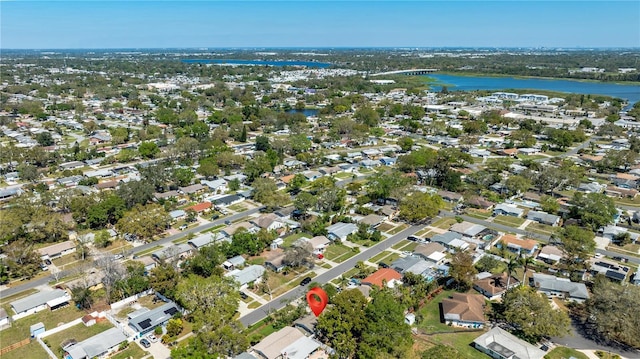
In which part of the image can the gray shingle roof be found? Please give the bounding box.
[11,289,70,314]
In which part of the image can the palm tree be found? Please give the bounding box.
[506,258,519,289]
[519,255,535,285]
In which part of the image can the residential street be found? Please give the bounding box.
[238,225,420,327]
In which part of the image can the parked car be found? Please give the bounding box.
[378,262,389,268]
[44,259,52,265]
[224,220,232,225]
[147,334,158,343]
[300,277,312,286]
[240,292,248,300]
[140,339,151,348]
[179,224,188,230]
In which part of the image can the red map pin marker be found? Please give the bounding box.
[306,287,328,317]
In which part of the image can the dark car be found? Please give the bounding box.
[140,339,151,348]
[240,291,248,300]
[300,277,312,286]
[379,262,389,268]
[224,220,232,225]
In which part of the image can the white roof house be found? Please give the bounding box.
[11,289,71,319]
[532,273,590,303]
[65,327,128,359]
[225,265,265,287]
[473,327,546,359]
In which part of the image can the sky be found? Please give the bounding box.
[1,1,639,49]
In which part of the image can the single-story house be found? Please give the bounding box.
[250,213,286,231]
[0,307,11,329]
[169,209,186,221]
[134,256,157,273]
[473,327,546,359]
[362,268,402,288]
[251,326,329,359]
[293,314,318,336]
[188,232,228,250]
[327,222,358,241]
[65,327,128,359]
[225,265,265,287]
[473,273,520,300]
[264,251,287,273]
[179,184,206,195]
[532,273,589,303]
[154,190,180,201]
[187,201,212,213]
[304,235,331,253]
[37,240,76,260]
[128,302,181,338]
[201,179,228,194]
[438,190,463,203]
[493,203,524,217]
[221,221,257,237]
[577,182,606,194]
[588,259,628,282]
[151,244,193,263]
[497,235,538,256]
[212,194,244,207]
[223,255,247,270]
[526,210,561,227]
[536,245,564,264]
[413,242,447,261]
[302,170,323,181]
[441,293,486,328]
[356,214,386,228]
[450,222,488,239]
[466,196,495,210]
[431,232,470,252]
[11,289,71,319]
[391,256,434,277]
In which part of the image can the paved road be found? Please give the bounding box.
[0,207,263,298]
[442,210,640,265]
[238,225,420,327]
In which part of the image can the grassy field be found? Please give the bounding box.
[44,322,113,356]
[134,246,163,257]
[465,209,493,220]
[0,306,87,347]
[377,223,396,232]
[544,347,589,359]
[228,203,248,212]
[389,223,409,234]
[392,240,411,250]
[526,222,556,236]
[493,215,526,227]
[110,343,148,359]
[1,341,49,359]
[282,232,310,248]
[369,251,393,263]
[324,244,357,262]
[415,289,489,359]
[244,318,277,342]
[399,241,419,252]
[431,218,457,230]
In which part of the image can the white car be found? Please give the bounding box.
[147,334,158,343]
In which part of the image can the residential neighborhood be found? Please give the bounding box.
[1,49,640,359]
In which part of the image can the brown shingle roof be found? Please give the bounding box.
[441,293,486,323]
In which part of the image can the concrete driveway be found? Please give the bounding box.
[136,337,172,359]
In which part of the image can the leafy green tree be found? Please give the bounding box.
[251,178,288,211]
[185,245,226,278]
[501,286,570,343]
[149,264,181,299]
[449,250,477,290]
[17,163,39,181]
[316,289,368,358]
[93,230,112,248]
[172,168,194,187]
[71,285,94,310]
[36,131,54,146]
[504,175,531,196]
[540,195,559,214]
[138,141,159,158]
[288,174,307,192]
[115,203,170,241]
[555,225,596,272]
[359,289,413,359]
[398,192,444,223]
[173,275,247,358]
[293,192,317,214]
[570,192,617,231]
[116,180,155,208]
[367,170,412,201]
[354,106,380,127]
[397,136,414,152]
[586,277,640,348]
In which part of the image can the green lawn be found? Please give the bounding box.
[0,306,87,347]
[134,246,163,257]
[228,203,248,212]
[282,232,311,248]
[414,228,432,237]
[369,251,393,263]
[465,209,492,220]
[44,322,113,357]
[526,222,556,236]
[324,244,356,262]
[399,241,419,252]
[493,215,526,228]
[392,240,411,250]
[203,224,226,233]
[377,223,396,232]
[248,301,262,309]
[110,343,148,359]
[544,347,589,359]
[416,289,489,359]
[431,217,457,230]
[1,341,49,359]
[389,223,409,235]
